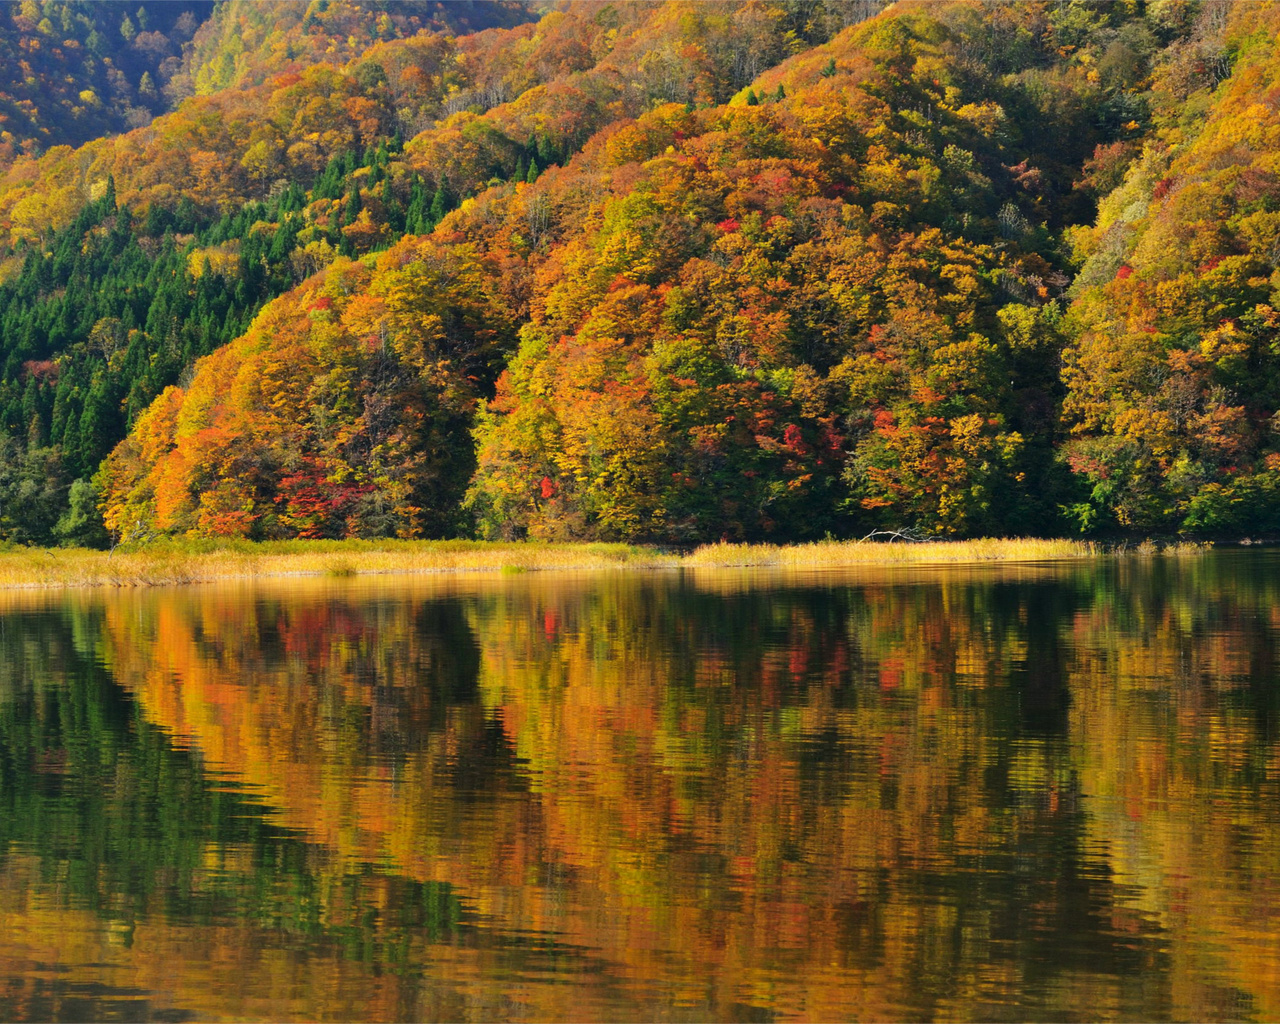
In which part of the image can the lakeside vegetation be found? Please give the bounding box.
[0,538,673,588]
[0,535,1213,589]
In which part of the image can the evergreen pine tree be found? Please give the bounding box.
[405,176,427,233]
[60,405,81,475]
[20,377,39,437]
[428,181,447,227]
[344,187,362,226]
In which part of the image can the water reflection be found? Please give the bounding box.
[1,554,1278,1020]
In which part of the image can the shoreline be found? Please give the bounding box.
[0,536,1213,591]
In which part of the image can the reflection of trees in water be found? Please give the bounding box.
[0,607,470,1022]
[462,571,1160,1018]
[91,588,538,892]
[1063,555,1280,1020]
[104,589,498,766]
[0,555,1279,1020]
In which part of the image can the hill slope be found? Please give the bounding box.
[5,0,1277,545]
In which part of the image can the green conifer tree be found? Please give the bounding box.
[428,181,447,226]
[343,187,362,226]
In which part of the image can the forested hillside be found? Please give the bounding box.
[0,0,530,163]
[0,1,214,160]
[2,0,1277,546]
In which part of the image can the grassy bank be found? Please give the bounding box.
[0,535,1144,589]
[682,537,1107,567]
[0,538,677,589]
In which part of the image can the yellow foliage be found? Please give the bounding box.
[187,242,242,279]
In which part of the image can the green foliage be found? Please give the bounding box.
[54,476,109,547]
[0,433,67,544]
[0,136,446,540]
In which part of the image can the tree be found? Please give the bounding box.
[53,478,109,548]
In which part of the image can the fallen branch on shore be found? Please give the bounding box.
[859,528,934,543]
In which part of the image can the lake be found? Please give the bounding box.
[1,552,1278,1022]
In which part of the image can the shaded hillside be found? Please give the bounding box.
[178,0,532,96]
[0,0,214,160]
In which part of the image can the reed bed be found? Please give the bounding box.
[682,537,1100,568]
[0,535,1210,590]
[0,538,675,589]
[1129,539,1212,557]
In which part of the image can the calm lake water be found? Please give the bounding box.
[2,552,1280,1021]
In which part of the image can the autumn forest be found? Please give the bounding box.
[0,0,1274,547]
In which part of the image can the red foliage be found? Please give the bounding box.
[1067,451,1111,480]
[276,460,373,538]
[782,423,807,454]
[23,359,58,381]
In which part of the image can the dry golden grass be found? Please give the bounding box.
[0,535,1208,591]
[682,536,1100,568]
[0,538,675,589]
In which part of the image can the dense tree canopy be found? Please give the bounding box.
[0,1,214,161]
[5,0,1280,545]
[1059,1,1280,536]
